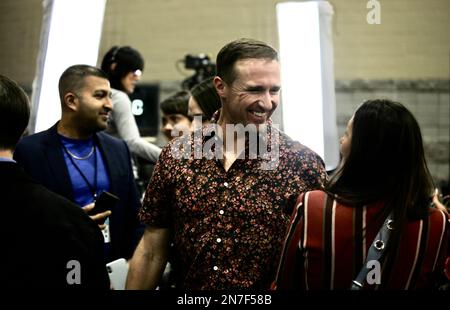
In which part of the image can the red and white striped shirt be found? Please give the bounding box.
[275,190,449,289]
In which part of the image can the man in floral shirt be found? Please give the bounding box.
[126,38,326,289]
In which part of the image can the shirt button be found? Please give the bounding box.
[223,182,229,187]
[216,238,222,243]
[213,266,219,271]
[219,210,224,215]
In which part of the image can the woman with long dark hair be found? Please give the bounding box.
[275,99,448,289]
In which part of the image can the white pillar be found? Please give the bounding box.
[30,0,107,133]
[277,1,339,171]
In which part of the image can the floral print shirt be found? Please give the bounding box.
[139,115,326,289]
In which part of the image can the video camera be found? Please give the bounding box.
[182,54,216,90]
[184,54,212,70]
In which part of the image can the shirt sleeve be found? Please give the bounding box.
[296,143,327,190]
[138,144,173,227]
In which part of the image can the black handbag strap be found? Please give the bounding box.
[351,212,394,290]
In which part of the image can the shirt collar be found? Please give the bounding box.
[196,109,275,156]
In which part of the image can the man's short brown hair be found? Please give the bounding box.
[216,38,278,85]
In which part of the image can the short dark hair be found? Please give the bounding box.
[0,74,30,150]
[58,64,108,103]
[101,46,144,91]
[160,90,190,118]
[216,38,278,84]
[327,99,434,220]
[190,77,222,120]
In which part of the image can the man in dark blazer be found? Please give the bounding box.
[14,65,143,263]
[0,74,109,288]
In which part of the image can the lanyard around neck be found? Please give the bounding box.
[62,143,98,200]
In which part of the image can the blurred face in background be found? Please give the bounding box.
[121,69,142,94]
[339,116,353,160]
[188,96,206,130]
[161,113,192,141]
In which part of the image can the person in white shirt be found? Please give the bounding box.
[101,46,161,163]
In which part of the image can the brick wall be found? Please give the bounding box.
[335,79,449,185]
[331,0,450,79]
[0,0,448,185]
[2,0,449,84]
[0,0,42,85]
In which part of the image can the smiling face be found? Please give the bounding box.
[73,76,112,133]
[215,58,280,129]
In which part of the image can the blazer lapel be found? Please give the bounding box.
[95,133,120,195]
[42,123,74,201]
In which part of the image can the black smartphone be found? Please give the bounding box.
[89,191,120,217]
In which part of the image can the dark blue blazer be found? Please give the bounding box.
[14,123,143,261]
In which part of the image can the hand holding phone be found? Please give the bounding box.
[89,191,120,223]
